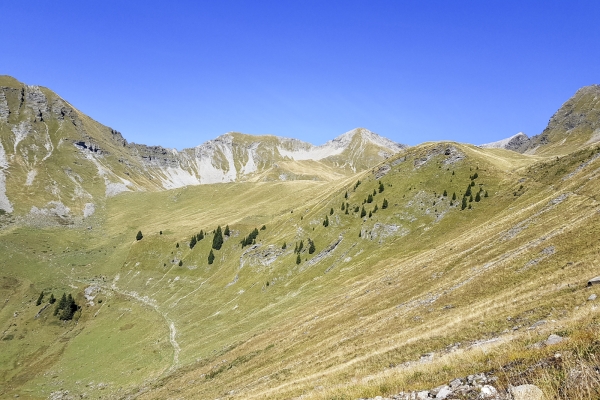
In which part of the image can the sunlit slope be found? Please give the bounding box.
[2,137,600,399]
[121,142,600,399]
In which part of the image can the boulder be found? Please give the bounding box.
[545,334,564,346]
[509,384,544,400]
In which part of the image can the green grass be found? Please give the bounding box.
[2,127,600,399]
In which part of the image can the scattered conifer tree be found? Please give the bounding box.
[36,291,44,306]
[344,191,348,199]
[469,194,473,202]
[443,189,448,197]
[176,242,179,248]
[471,180,475,187]
[465,185,472,197]
[468,204,472,209]
[452,171,455,175]
[49,293,56,304]
[341,202,345,211]
[212,226,224,250]
[261,225,266,230]
[178,260,183,266]
[373,189,377,196]
[358,230,362,237]
[379,181,384,193]
[136,231,143,241]
[368,210,372,218]
[224,225,230,236]
[160,231,163,235]
[323,215,329,227]
[360,206,366,218]
[308,239,316,254]
[197,230,204,241]
[461,196,468,210]
[297,240,304,253]
[452,192,457,201]
[475,192,481,202]
[484,190,489,197]
[208,249,215,264]
[373,204,378,213]
[189,235,197,249]
[296,254,301,264]
[367,194,373,203]
[282,242,287,250]
[450,200,454,206]
[354,206,359,213]
[330,207,334,215]
[382,199,388,209]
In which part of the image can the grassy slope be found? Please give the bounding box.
[1,139,600,399]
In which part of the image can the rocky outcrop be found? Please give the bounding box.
[480,132,531,152]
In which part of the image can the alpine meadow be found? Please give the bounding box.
[2,75,600,399]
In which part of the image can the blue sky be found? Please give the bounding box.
[2,1,599,149]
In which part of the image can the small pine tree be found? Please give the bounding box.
[298,240,304,253]
[294,242,298,253]
[136,231,143,241]
[461,196,467,210]
[360,206,366,218]
[345,207,349,214]
[224,225,230,236]
[469,194,473,202]
[296,254,301,265]
[367,194,373,203]
[373,189,377,196]
[208,249,215,265]
[382,198,388,209]
[176,242,179,248]
[282,242,287,249]
[160,231,163,235]
[49,293,56,304]
[344,191,348,199]
[368,210,372,218]
[358,230,362,238]
[330,207,334,215]
[198,230,204,241]
[212,226,223,250]
[323,215,329,227]
[468,204,472,209]
[465,185,472,197]
[450,200,453,206]
[378,181,384,193]
[341,202,345,211]
[373,204,378,213]
[484,190,489,197]
[443,189,448,197]
[189,235,197,249]
[354,206,359,212]
[36,291,44,306]
[471,180,475,187]
[452,192,457,201]
[472,172,478,179]
[178,260,183,266]
[260,225,266,230]
[475,191,481,202]
[452,171,455,175]
[308,239,316,254]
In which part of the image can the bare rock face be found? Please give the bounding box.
[480,132,531,152]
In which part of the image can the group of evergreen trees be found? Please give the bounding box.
[241,227,260,248]
[36,291,56,306]
[53,293,79,321]
[189,229,204,249]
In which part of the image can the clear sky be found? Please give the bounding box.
[2,1,599,149]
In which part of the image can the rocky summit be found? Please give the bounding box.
[1,77,600,400]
